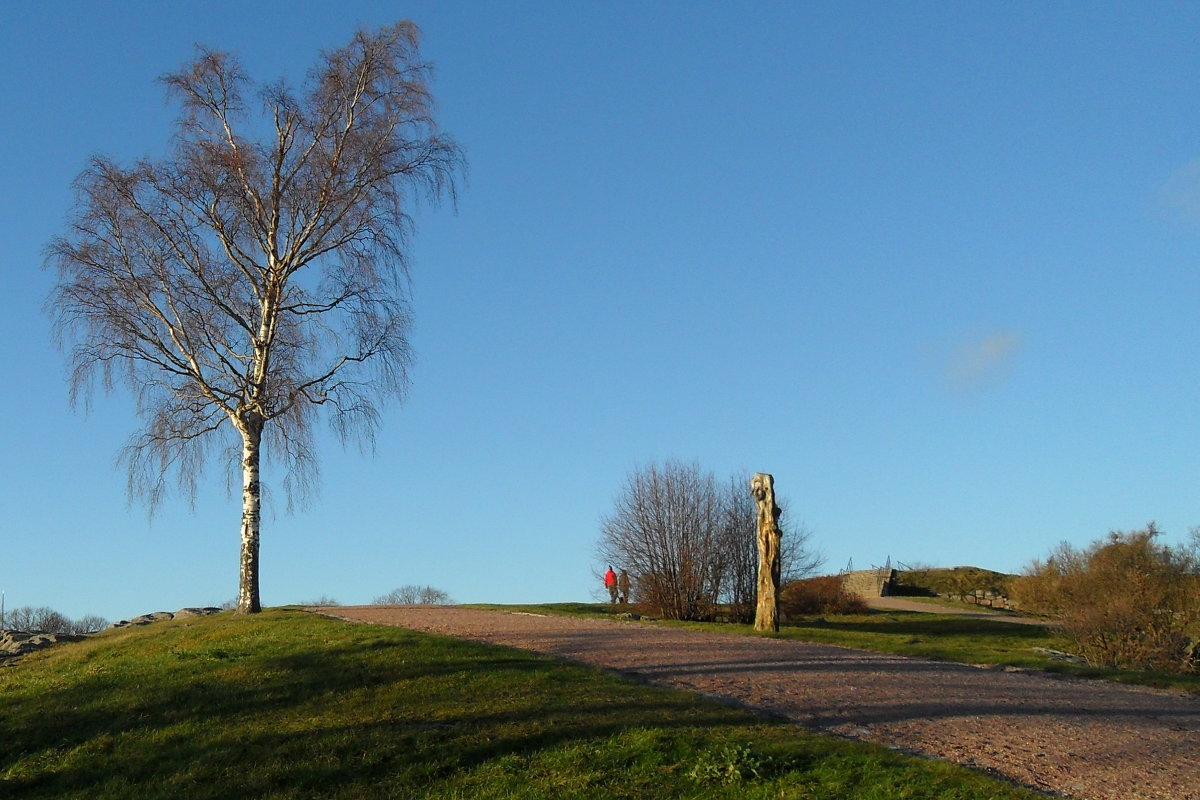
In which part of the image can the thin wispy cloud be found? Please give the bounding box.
[1159,159,1200,226]
[946,330,1024,392]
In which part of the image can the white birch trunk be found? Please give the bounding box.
[237,418,263,614]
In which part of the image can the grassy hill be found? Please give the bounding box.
[893,566,1018,598]
[0,609,1047,799]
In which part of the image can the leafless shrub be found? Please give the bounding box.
[780,575,868,616]
[2,606,108,634]
[1012,524,1200,672]
[373,585,452,605]
[300,595,342,607]
[418,586,452,604]
[68,615,111,634]
[4,607,70,634]
[375,586,420,604]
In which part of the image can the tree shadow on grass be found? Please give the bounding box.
[0,615,771,800]
[409,627,1200,732]
[787,615,1053,640]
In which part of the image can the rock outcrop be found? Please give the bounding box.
[0,630,86,664]
[110,607,222,628]
[1,606,223,666]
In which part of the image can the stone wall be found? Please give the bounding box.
[945,590,1017,610]
[842,568,897,599]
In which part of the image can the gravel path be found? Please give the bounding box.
[321,606,1200,800]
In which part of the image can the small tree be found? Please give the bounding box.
[598,461,724,620]
[373,585,451,604]
[418,586,451,604]
[5,607,69,634]
[1013,524,1200,672]
[69,615,111,635]
[717,473,758,622]
[375,585,421,604]
[48,23,462,613]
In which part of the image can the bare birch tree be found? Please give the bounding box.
[47,23,462,613]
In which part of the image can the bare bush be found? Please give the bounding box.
[780,575,869,616]
[4,607,70,633]
[2,606,108,634]
[374,585,452,605]
[300,595,342,607]
[597,461,820,621]
[68,615,111,634]
[375,586,420,604]
[1012,524,1200,672]
[418,586,452,605]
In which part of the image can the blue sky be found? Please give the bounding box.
[3,2,1198,621]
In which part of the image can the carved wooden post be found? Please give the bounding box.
[751,472,783,632]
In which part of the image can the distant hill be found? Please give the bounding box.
[892,566,1017,598]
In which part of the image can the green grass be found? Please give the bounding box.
[0,609,1047,799]
[780,612,1060,664]
[468,602,624,618]
[776,612,1200,692]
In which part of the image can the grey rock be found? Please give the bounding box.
[1032,647,1087,665]
[5,605,222,665]
[174,607,222,618]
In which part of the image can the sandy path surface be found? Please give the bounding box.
[321,606,1200,800]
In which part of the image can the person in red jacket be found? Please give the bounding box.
[604,566,618,603]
